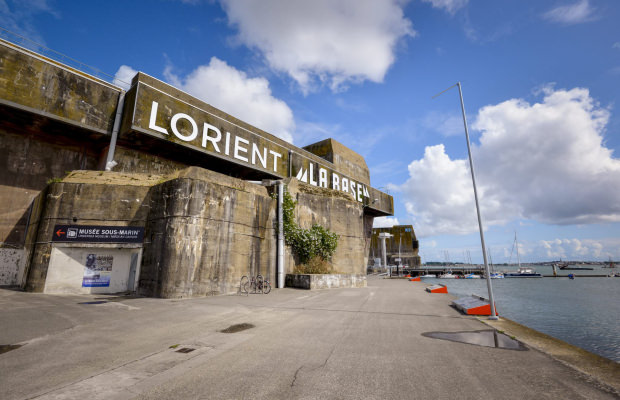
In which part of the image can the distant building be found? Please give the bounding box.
[370,225,420,268]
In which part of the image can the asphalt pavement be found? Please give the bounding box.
[1,276,618,399]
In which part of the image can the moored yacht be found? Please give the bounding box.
[504,232,542,278]
[504,267,542,278]
[438,271,456,279]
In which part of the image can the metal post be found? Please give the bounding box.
[382,236,388,276]
[456,82,498,320]
[104,92,125,171]
[378,232,392,277]
[278,182,285,288]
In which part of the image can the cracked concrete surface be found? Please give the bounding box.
[1,276,618,399]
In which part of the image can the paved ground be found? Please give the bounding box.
[1,276,618,400]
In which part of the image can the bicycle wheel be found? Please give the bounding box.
[240,276,249,294]
[262,281,271,294]
[242,281,250,294]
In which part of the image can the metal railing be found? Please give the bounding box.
[0,26,129,88]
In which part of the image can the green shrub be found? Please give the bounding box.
[275,187,339,267]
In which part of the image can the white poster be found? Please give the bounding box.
[82,254,113,287]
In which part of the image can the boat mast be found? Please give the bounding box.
[431,82,498,319]
[515,232,521,269]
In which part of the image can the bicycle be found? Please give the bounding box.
[258,277,271,294]
[240,274,271,294]
[242,274,262,294]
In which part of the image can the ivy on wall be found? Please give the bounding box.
[275,188,339,269]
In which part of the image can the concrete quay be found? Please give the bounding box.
[1,276,618,400]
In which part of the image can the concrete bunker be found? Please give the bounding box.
[0,38,394,297]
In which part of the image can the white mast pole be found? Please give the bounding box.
[433,82,498,320]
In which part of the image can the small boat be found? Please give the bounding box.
[504,233,542,278]
[504,267,542,278]
[420,273,436,278]
[490,272,504,279]
[463,273,481,279]
[438,271,456,279]
[554,261,593,271]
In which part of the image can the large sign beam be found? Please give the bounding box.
[121,73,393,215]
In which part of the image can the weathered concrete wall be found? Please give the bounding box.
[112,146,188,175]
[303,138,371,186]
[371,225,421,267]
[139,167,277,298]
[0,39,121,134]
[0,127,101,285]
[22,167,373,297]
[25,172,152,292]
[285,273,367,290]
[285,179,373,275]
[0,248,25,286]
[0,40,119,284]
[0,129,100,242]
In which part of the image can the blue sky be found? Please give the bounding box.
[2,0,619,263]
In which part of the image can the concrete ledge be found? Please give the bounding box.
[479,316,620,395]
[285,274,367,290]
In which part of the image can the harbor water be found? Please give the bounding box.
[421,265,620,363]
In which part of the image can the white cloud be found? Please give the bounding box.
[421,0,468,15]
[397,144,511,237]
[219,0,415,93]
[164,57,295,143]
[113,65,137,90]
[534,238,618,260]
[430,236,619,263]
[474,86,618,225]
[397,86,620,237]
[542,0,596,25]
[373,216,400,228]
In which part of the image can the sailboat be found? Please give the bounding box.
[504,232,542,278]
[438,250,456,278]
[463,250,481,278]
[488,248,504,278]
